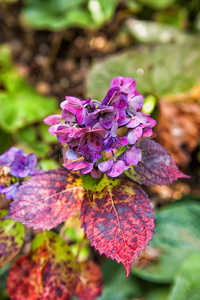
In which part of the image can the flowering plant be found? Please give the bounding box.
[44,76,156,178]
[0,76,188,299]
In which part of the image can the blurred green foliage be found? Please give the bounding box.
[0,46,56,133]
[20,0,200,31]
[86,43,200,101]
[132,201,200,283]
[0,45,58,160]
[21,0,120,30]
[168,252,200,300]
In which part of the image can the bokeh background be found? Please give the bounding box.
[0,0,200,299]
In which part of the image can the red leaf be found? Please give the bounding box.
[7,254,41,300]
[75,261,102,300]
[125,139,189,186]
[80,178,155,277]
[7,231,80,300]
[5,169,85,230]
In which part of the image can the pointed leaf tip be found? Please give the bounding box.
[6,169,85,230]
[125,139,190,186]
[80,179,155,277]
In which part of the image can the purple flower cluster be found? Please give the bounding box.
[44,76,156,178]
[0,147,37,199]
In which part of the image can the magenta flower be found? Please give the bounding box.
[44,76,156,178]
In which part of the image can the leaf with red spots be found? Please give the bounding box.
[0,210,24,268]
[80,177,155,277]
[5,169,85,230]
[6,254,40,300]
[125,139,189,186]
[7,231,80,300]
[75,260,102,300]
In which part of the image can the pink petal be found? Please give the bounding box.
[98,160,113,172]
[127,127,143,144]
[107,160,129,177]
[43,114,62,125]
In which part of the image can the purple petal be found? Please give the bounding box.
[117,137,128,147]
[0,183,19,199]
[80,163,94,174]
[48,124,61,135]
[76,108,87,125]
[107,160,129,177]
[145,116,157,128]
[62,109,76,123]
[117,110,127,126]
[63,161,82,170]
[73,161,91,171]
[104,137,117,151]
[100,114,113,129]
[81,145,102,162]
[142,127,153,138]
[27,153,37,169]
[91,168,102,178]
[110,76,136,94]
[128,95,144,112]
[17,168,31,178]
[92,122,109,138]
[101,87,120,106]
[61,97,82,114]
[89,128,107,138]
[127,127,143,144]
[101,106,115,113]
[65,149,78,160]
[114,94,129,110]
[123,146,142,166]
[10,161,29,178]
[0,147,23,167]
[87,133,103,151]
[43,114,62,125]
[98,159,113,172]
[84,112,98,127]
[126,117,141,128]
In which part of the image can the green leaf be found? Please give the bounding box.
[86,44,200,100]
[0,129,12,154]
[22,0,119,30]
[0,45,57,132]
[138,0,176,10]
[168,252,200,300]
[0,210,24,268]
[132,201,200,283]
[0,86,57,132]
[38,159,60,170]
[126,19,190,44]
[16,126,37,145]
[21,0,94,30]
[98,259,142,300]
[88,0,119,26]
[145,286,170,300]
[39,122,58,143]
[80,173,103,192]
